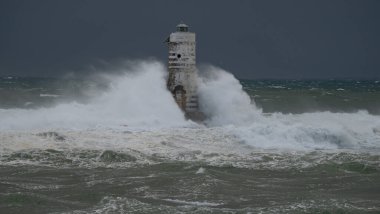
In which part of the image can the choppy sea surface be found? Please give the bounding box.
[1,62,380,213]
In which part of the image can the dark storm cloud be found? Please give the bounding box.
[0,0,379,79]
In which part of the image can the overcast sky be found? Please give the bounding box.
[0,0,379,79]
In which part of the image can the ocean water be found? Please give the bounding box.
[0,61,380,213]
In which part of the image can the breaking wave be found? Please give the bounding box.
[196,65,380,151]
[198,65,262,126]
[0,61,188,130]
[0,60,380,163]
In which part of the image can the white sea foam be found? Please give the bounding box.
[0,61,189,130]
[0,60,380,163]
[198,65,262,126]
[39,94,60,98]
[196,167,206,174]
[197,65,380,151]
[162,198,222,207]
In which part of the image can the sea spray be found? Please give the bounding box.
[0,60,379,152]
[91,61,187,127]
[1,62,380,214]
[195,65,380,150]
[0,61,188,130]
[197,65,262,126]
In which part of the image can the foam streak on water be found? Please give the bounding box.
[1,60,380,213]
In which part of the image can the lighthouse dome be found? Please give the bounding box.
[176,23,189,32]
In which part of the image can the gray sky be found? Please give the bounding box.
[0,0,379,79]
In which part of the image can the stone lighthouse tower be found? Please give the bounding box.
[166,23,203,120]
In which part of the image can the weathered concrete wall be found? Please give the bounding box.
[167,25,200,114]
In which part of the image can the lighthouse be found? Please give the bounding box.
[166,23,203,120]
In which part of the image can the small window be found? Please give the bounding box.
[177,54,182,59]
